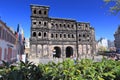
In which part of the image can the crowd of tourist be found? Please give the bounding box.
[108,53,120,61]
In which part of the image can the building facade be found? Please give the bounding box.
[16,24,26,62]
[25,38,30,55]
[30,5,96,58]
[97,38,108,51]
[108,40,115,51]
[114,26,120,51]
[0,20,17,65]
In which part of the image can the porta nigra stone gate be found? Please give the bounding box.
[30,5,96,58]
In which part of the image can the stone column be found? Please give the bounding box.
[62,44,65,58]
[42,44,43,57]
[36,44,38,57]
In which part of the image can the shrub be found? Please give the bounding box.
[0,58,120,80]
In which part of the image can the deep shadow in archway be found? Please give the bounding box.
[54,47,61,58]
[66,46,73,57]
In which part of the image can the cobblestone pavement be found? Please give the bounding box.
[28,55,104,65]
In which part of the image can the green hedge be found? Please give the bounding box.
[0,58,120,80]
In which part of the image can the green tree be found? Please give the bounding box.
[104,0,120,15]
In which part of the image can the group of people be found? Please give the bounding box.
[108,53,120,61]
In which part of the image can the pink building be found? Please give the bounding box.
[0,20,17,65]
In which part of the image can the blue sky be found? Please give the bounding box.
[0,0,119,41]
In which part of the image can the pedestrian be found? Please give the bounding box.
[53,50,56,58]
[73,55,77,64]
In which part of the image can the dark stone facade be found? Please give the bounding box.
[114,26,120,51]
[30,4,96,58]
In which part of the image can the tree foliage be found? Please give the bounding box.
[0,59,120,80]
[104,0,120,15]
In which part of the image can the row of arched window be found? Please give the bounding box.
[79,34,89,37]
[32,21,90,30]
[77,23,90,30]
[32,31,76,39]
[32,21,47,26]
[32,32,47,37]
[51,23,75,29]
[33,9,47,15]
[78,23,89,27]
[78,38,90,42]
[51,33,75,39]
[32,31,90,39]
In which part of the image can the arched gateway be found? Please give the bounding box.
[54,47,61,58]
[66,46,73,57]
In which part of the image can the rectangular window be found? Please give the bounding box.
[4,48,7,60]
[8,47,12,61]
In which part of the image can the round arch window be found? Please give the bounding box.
[72,34,74,38]
[79,39,81,41]
[39,10,41,14]
[64,34,66,38]
[79,34,81,37]
[51,34,54,38]
[60,24,62,27]
[33,32,36,37]
[44,22,47,26]
[56,34,58,38]
[83,34,85,37]
[38,32,41,36]
[71,24,74,28]
[44,32,47,37]
[39,21,41,24]
[68,24,70,28]
[44,11,47,15]
[33,10,36,14]
[68,34,70,38]
[60,34,62,38]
